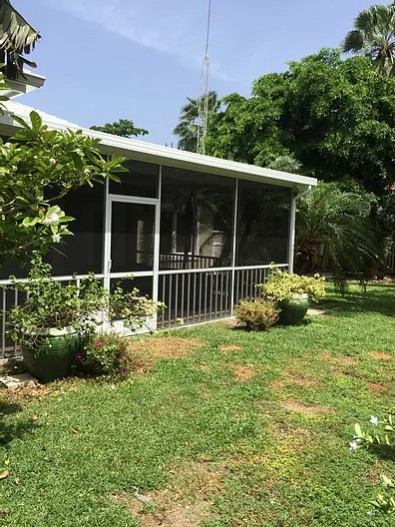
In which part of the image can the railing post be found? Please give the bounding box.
[230,179,239,316]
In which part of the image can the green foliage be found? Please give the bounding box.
[352,414,395,515]
[7,255,164,352]
[7,254,108,350]
[90,118,148,138]
[234,298,280,331]
[0,110,126,265]
[207,49,395,194]
[75,332,131,376]
[173,91,219,152]
[296,182,380,279]
[260,268,326,303]
[342,3,395,75]
[3,284,395,525]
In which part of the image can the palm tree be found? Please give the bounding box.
[173,91,219,152]
[296,183,380,284]
[342,3,395,75]
[0,0,40,79]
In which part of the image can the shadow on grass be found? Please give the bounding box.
[370,444,395,462]
[0,398,39,446]
[319,282,395,318]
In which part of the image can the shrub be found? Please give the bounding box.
[74,332,131,376]
[350,414,395,515]
[260,268,326,303]
[234,298,280,331]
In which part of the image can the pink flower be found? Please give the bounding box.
[119,355,125,361]
[75,353,84,362]
[119,367,125,374]
[103,340,108,346]
[95,341,101,347]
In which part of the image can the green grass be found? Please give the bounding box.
[2,283,395,526]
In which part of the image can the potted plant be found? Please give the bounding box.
[259,268,325,325]
[8,255,164,383]
[7,255,108,382]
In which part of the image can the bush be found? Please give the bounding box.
[260,268,326,303]
[350,413,395,515]
[234,298,280,331]
[74,333,131,376]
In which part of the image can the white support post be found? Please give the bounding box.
[103,177,111,290]
[288,195,297,274]
[230,179,239,316]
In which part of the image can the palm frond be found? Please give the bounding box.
[0,0,40,53]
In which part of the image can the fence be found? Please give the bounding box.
[0,264,288,358]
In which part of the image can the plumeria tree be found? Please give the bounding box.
[351,414,395,514]
[0,110,126,266]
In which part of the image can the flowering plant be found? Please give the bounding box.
[8,254,107,350]
[259,268,326,303]
[234,298,280,331]
[8,255,165,353]
[350,414,395,514]
[74,332,131,376]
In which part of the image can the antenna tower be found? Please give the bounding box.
[197,0,212,155]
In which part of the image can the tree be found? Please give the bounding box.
[206,76,291,166]
[173,91,219,152]
[207,49,395,194]
[0,0,41,78]
[0,111,126,266]
[296,182,380,281]
[342,3,395,75]
[90,119,148,138]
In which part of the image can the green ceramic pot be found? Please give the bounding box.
[279,294,309,325]
[22,327,82,383]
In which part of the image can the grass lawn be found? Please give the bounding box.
[2,284,395,526]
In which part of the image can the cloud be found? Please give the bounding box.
[47,0,232,76]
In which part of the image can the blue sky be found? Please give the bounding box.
[15,0,386,145]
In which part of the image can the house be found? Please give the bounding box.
[0,79,316,353]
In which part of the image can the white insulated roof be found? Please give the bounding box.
[0,101,317,189]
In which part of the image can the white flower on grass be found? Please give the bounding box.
[349,440,359,452]
[369,416,378,426]
[42,212,60,226]
[51,233,61,243]
[367,510,375,517]
[49,157,56,165]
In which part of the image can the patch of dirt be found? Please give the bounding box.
[129,337,204,359]
[230,364,257,381]
[319,353,358,376]
[368,382,388,393]
[270,370,318,390]
[4,384,53,402]
[369,351,394,361]
[218,344,242,352]
[112,460,224,527]
[280,400,335,416]
[130,357,154,374]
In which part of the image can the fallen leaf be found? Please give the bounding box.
[13,477,20,485]
[0,469,10,480]
[4,459,10,466]
[0,509,8,516]
[31,415,39,422]
[71,427,80,434]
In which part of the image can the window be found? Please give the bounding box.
[160,168,235,269]
[109,159,158,198]
[236,181,291,266]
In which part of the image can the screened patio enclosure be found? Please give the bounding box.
[0,102,317,352]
